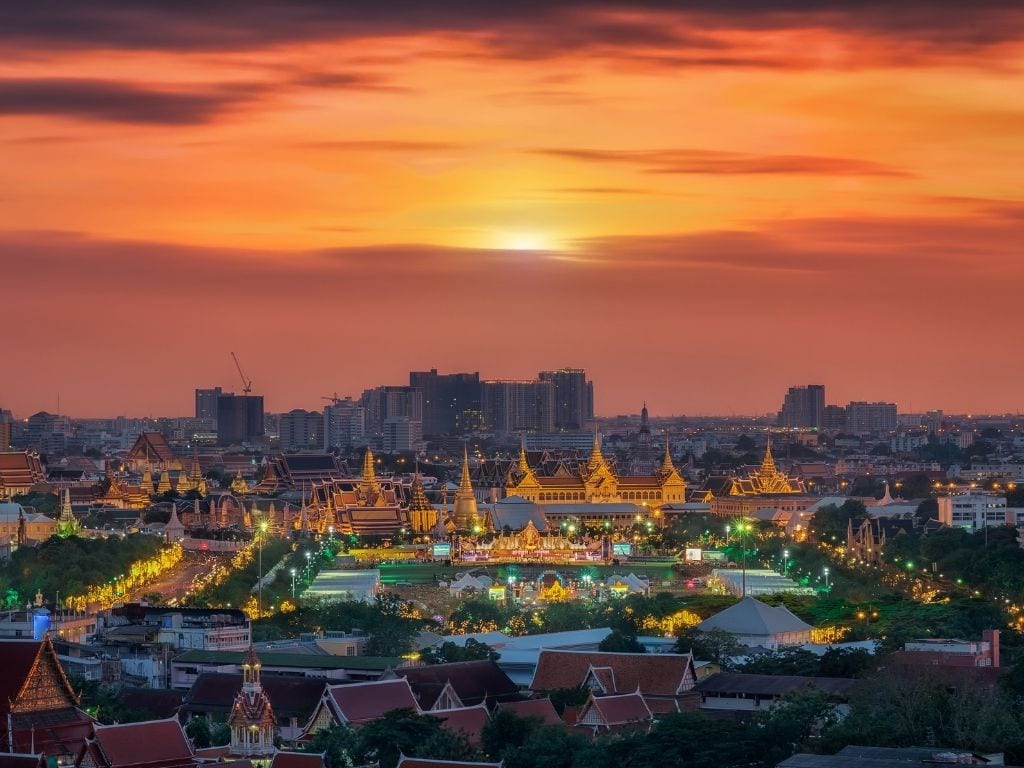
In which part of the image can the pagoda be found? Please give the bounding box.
[407,464,437,534]
[452,446,481,531]
[56,488,81,538]
[228,646,276,759]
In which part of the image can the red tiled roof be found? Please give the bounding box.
[397,661,519,708]
[328,679,419,725]
[183,673,324,721]
[495,699,562,727]
[9,708,93,757]
[426,705,489,746]
[588,693,652,726]
[0,641,45,720]
[0,452,46,489]
[530,651,695,697]
[269,752,324,768]
[88,718,193,768]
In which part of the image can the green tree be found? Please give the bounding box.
[675,627,744,668]
[502,725,591,768]
[303,724,359,768]
[810,499,867,543]
[355,709,479,768]
[737,648,821,676]
[481,710,544,761]
[598,630,645,653]
[547,685,589,715]
[423,638,499,664]
[211,722,231,746]
[184,717,212,749]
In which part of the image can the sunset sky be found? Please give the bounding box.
[3,2,1023,418]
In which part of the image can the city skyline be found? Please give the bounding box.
[3,3,1024,416]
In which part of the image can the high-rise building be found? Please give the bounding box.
[822,405,847,432]
[777,385,825,429]
[195,387,223,421]
[360,386,423,447]
[323,398,366,450]
[0,409,12,451]
[538,368,594,430]
[278,409,323,451]
[409,369,481,437]
[383,417,423,452]
[481,380,555,433]
[845,401,898,434]
[216,394,264,445]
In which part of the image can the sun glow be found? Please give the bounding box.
[497,231,557,252]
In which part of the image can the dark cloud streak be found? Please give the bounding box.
[0,78,262,125]
[533,147,910,176]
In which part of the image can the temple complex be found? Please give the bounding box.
[705,436,811,517]
[505,432,686,513]
[301,449,410,537]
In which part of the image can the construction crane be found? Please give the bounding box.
[231,352,253,394]
[321,392,343,405]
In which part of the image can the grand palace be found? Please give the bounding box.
[504,433,687,511]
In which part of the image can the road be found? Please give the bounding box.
[124,551,230,605]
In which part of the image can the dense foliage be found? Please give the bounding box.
[0,533,164,607]
[255,594,422,656]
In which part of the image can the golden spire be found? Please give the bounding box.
[189,448,203,482]
[409,464,433,513]
[660,432,675,475]
[362,447,376,482]
[459,444,473,494]
[587,426,606,473]
[518,437,530,473]
[761,432,778,474]
[361,447,381,494]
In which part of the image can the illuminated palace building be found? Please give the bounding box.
[702,436,812,518]
[504,432,686,527]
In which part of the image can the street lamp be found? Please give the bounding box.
[733,521,751,596]
[305,550,312,581]
[290,567,296,599]
[257,519,268,618]
[782,549,789,575]
[823,566,830,591]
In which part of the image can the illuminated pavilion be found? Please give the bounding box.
[705,435,811,518]
[504,432,686,513]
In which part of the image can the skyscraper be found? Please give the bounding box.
[360,386,423,447]
[278,409,322,451]
[323,397,366,450]
[481,380,555,433]
[538,368,594,430]
[195,387,222,421]
[409,369,481,437]
[216,394,264,444]
[845,401,898,434]
[777,385,825,429]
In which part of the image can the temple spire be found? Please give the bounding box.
[761,432,777,473]
[587,425,607,473]
[459,445,473,494]
[518,437,530,473]
[360,447,381,499]
[660,432,675,475]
